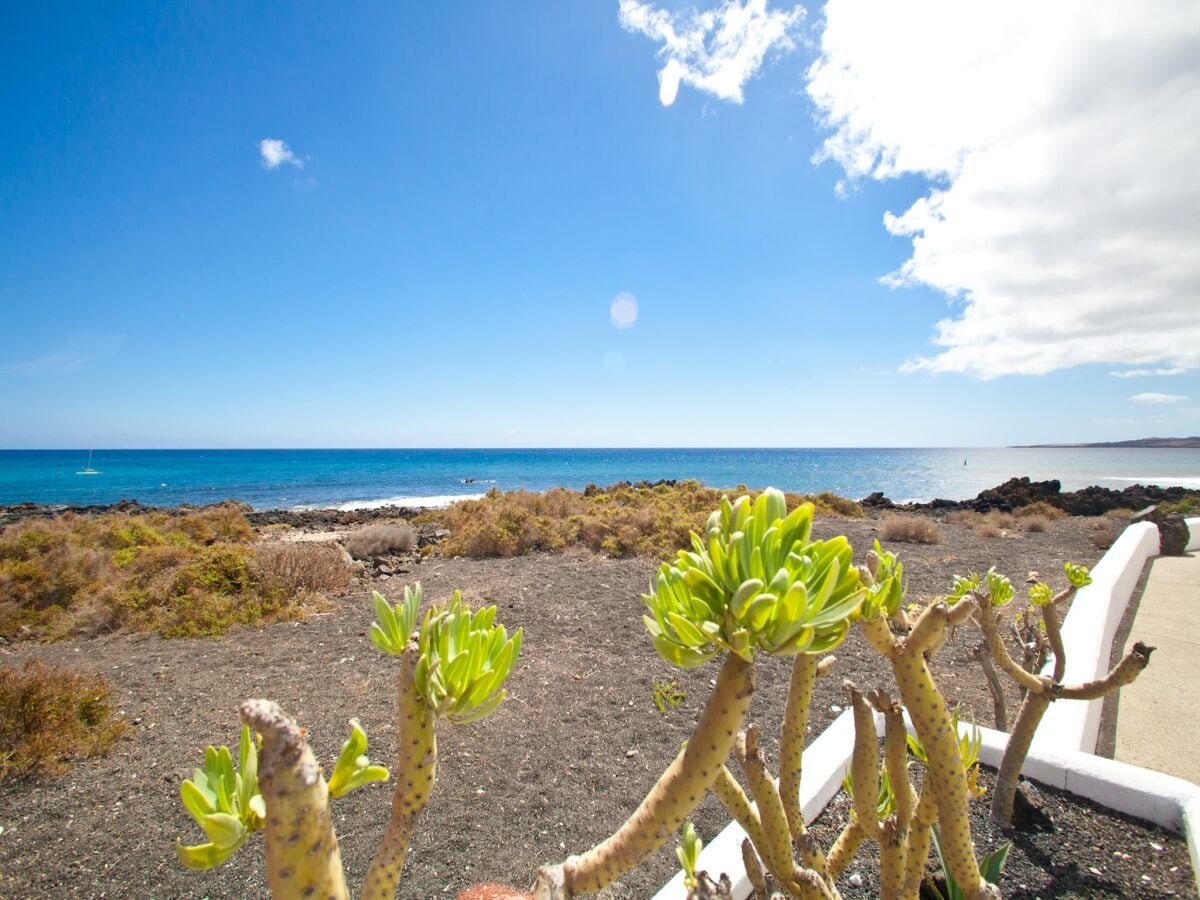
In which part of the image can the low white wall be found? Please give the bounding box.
[1187,516,1200,552]
[1032,520,1160,755]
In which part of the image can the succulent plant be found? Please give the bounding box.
[642,489,865,667]
[176,725,265,871]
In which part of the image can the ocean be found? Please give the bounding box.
[1,448,1198,511]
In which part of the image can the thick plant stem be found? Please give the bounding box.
[846,685,880,838]
[878,816,905,900]
[239,700,349,900]
[992,641,1153,825]
[540,652,754,897]
[991,687,1050,825]
[825,821,864,879]
[972,641,1008,730]
[975,600,1042,695]
[738,726,798,889]
[1054,642,1154,700]
[888,611,992,899]
[876,696,912,899]
[742,838,770,899]
[779,654,817,846]
[364,640,437,900]
[901,791,938,899]
[712,764,766,853]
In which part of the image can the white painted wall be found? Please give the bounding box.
[1032,521,1160,755]
[1186,516,1200,552]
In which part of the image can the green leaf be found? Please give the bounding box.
[200,812,245,849]
[176,839,239,872]
[328,720,391,797]
[180,780,214,825]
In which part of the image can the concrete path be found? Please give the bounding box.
[1114,552,1200,784]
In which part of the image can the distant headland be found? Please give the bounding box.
[1017,437,1200,449]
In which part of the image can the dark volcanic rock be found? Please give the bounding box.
[1133,506,1190,555]
[968,477,1062,512]
[245,506,420,528]
[860,491,895,509]
[900,476,1200,517]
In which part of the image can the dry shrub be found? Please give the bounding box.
[0,660,127,782]
[947,509,982,527]
[251,543,352,597]
[1103,508,1134,521]
[878,514,943,545]
[981,510,1017,530]
[419,481,863,560]
[342,524,417,560]
[0,505,340,641]
[1020,515,1050,533]
[1016,501,1067,520]
[1091,528,1115,550]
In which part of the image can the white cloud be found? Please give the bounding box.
[259,138,303,170]
[1131,392,1188,405]
[807,0,1200,378]
[619,0,804,107]
[1109,367,1188,378]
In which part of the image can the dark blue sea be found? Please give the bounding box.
[1,448,1198,510]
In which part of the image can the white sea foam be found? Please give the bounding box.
[294,493,486,512]
[1103,476,1200,489]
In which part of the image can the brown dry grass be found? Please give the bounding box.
[1020,515,1051,533]
[252,543,353,598]
[0,505,351,642]
[1015,501,1068,521]
[416,481,864,559]
[878,514,943,544]
[0,660,127,782]
[342,524,417,559]
[948,509,1020,537]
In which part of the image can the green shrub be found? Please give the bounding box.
[0,507,347,642]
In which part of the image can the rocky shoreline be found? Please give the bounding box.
[2,477,1198,530]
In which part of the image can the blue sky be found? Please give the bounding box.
[1,1,1197,449]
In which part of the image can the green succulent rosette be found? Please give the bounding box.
[945,567,1013,608]
[859,539,905,619]
[176,725,265,870]
[373,586,523,724]
[642,488,865,667]
[1064,562,1092,589]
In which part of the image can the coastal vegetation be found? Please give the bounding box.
[878,513,944,544]
[343,523,418,559]
[173,489,1137,898]
[414,480,864,559]
[0,659,126,783]
[0,503,350,641]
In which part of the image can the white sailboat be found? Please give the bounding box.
[76,450,101,476]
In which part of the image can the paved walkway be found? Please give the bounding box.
[1114,552,1200,784]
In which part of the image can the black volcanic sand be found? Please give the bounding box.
[0,513,1194,898]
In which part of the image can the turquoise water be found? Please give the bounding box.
[1,448,1198,510]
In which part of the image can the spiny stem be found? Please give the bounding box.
[364,640,437,900]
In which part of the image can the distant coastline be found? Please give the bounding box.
[1016,437,1200,449]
